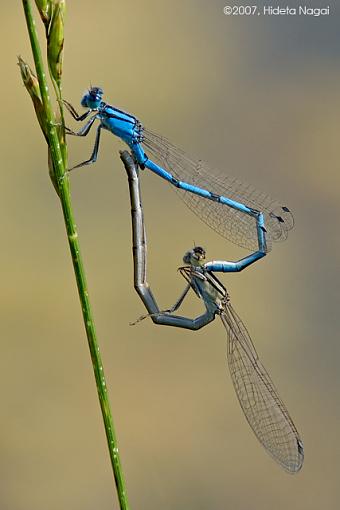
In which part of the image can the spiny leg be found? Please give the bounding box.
[65,113,98,137]
[63,101,101,171]
[69,124,103,171]
[63,99,92,122]
[131,283,192,325]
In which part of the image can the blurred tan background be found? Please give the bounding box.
[1,1,340,509]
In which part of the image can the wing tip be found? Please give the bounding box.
[281,439,304,474]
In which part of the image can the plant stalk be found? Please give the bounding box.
[22,2,130,508]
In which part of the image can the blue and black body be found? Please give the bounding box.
[65,87,254,214]
[63,87,294,252]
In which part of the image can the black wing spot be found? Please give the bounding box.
[270,212,284,223]
[297,440,304,455]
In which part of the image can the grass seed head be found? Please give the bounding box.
[35,0,52,29]
[47,0,65,87]
[18,56,48,141]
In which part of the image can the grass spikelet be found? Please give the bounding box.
[47,0,65,89]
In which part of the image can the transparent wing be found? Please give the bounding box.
[220,302,304,472]
[143,129,294,252]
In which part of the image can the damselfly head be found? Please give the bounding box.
[183,246,206,265]
[81,87,103,109]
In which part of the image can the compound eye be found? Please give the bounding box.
[193,246,206,258]
[183,251,193,264]
[90,87,103,101]
[80,93,90,107]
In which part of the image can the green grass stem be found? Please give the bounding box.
[21,2,130,508]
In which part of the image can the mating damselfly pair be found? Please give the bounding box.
[63,88,303,472]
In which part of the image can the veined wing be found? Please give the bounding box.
[143,129,294,252]
[220,302,304,472]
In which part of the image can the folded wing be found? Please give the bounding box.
[220,302,304,472]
